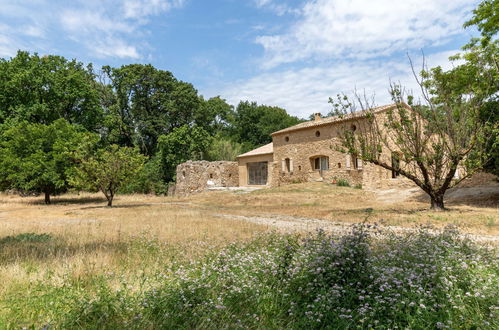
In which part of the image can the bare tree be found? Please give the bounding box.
[330,59,492,211]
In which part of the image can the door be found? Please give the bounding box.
[248,162,268,185]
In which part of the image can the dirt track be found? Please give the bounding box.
[216,213,499,245]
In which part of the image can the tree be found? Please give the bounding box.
[0,119,90,204]
[233,101,302,149]
[463,0,498,46]
[196,96,235,135]
[331,0,497,210]
[205,135,243,161]
[102,64,202,156]
[157,125,211,182]
[430,0,498,175]
[331,76,491,211]
[70,145,146,207]
[0,51,102,131]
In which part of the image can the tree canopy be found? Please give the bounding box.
[0,51,102,131]
[0,119,91,204]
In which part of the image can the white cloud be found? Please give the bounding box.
[256,0,476,68]
[253,0,301,16]
[220,50,460,118]
[0,0,185,60]
[123,0,185,19]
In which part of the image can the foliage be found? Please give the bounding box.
[336,179,350,187]
[4,226,497,328]
[0,51,102,131]
[118,156,169,195]
[205,135,243,161]
[157,125,211,182]
[0,119,91,204]
[70,145,146,206]
[463,0,498,46]
[232,101,302,149]
[102,64,206,156]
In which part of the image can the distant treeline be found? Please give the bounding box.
[0,51,303,198]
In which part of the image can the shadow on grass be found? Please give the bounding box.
[80,203,155,210]
[31,196,108,205]
[411,187,499,209]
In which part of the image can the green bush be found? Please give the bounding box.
[337,179,350,187]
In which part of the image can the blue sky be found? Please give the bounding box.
[0,0,480,118]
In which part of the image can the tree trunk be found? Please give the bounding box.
[44,191,51,205]
[106,192,114,207]
[430,193,445,211]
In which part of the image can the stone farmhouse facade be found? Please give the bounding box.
[237,103,413,190]
[175,103,416,195]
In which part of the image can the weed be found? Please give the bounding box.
[337,179,350,187]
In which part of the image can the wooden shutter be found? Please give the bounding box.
[281,159,286,172]
[290,159,294,172]
[346,155,351,168]
[357,158,363,169]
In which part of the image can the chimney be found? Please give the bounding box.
[314,113,322,121]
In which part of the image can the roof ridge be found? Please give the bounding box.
[271,103,401,136]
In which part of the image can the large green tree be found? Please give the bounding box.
[102,64,204,156]
[0,119,91,204]
[157,125,211,182]
[233,101,302,149]
[0,51,102,131]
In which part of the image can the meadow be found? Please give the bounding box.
[0,182,497,328]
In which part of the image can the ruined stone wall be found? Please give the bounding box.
[175,161,239,196]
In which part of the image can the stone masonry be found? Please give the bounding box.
[175,160,239,196]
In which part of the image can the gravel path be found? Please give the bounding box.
[216,213,499,245]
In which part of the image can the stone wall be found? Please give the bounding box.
[271,120,371,187]
[175,160,239,196]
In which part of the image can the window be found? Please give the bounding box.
[298,165,302,171]
[315,130,321,137]
[285,136,289,142]
[351,124,357,132]
[282,158,293,173]
[312,156,329,171]
[346,154,362,170]
[338,163,341,168]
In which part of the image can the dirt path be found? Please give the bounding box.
[216,213,499,245]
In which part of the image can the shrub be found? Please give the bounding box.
[337,179,350,187]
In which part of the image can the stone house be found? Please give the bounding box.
[237,103,413,190]
[175,103,418,195]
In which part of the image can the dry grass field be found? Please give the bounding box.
[0,182,497,327]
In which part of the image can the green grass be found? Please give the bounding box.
[1,225,497,329]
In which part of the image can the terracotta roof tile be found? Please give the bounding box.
[237,142,273,158]
[272,103,399,135]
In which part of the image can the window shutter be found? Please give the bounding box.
[346,155,351,168]
[357,158,363,169]
[290,159,294,172]
[281,159,286,172]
